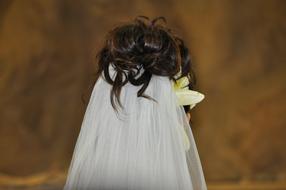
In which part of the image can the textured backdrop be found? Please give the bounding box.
[0,0,286,186]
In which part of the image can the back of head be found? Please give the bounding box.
[95,16,196,111]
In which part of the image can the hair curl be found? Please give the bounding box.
[94,16,196,112]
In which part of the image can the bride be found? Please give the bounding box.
[63,16,207,190]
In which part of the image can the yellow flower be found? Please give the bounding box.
[172,76,205,109]
[172,76,205,151]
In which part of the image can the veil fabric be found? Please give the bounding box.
[64,66,207,190]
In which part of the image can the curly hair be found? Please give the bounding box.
[94,16,196,112]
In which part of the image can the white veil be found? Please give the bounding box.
[64,65,207,190]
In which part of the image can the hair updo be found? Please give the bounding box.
[94,16,196,112]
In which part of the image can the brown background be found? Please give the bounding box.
[0,0,286,188]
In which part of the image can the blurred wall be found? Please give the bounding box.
[0,0,285,184]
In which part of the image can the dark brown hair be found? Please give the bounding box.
[94,16,196,112]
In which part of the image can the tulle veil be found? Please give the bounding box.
[64,65,207,190]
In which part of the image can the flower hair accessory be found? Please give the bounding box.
[172,75,205,151]
[172,76,205,109]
